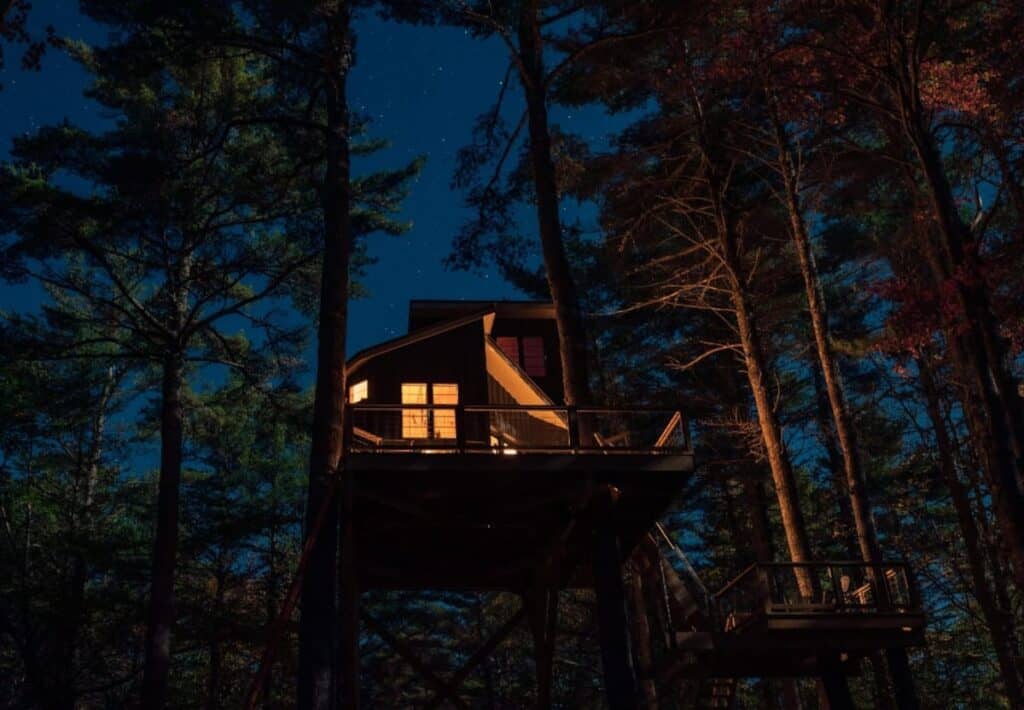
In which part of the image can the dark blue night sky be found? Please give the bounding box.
[0,3,611,355]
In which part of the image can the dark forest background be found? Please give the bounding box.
[2,1,1023,707]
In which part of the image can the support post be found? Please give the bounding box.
[592,484,638,710]
[885,648,920,710]
[818,654,854,710]
[339,478,360,709]
[627,558,659,709]
[528,588,559,709]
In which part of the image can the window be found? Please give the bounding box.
[401,383,428,438]
[401,383,459,439]
[496,336,520,367]
[431,383,459,439]
[348,379,368,404]
[496,335,546,377]
[521,337,546,376]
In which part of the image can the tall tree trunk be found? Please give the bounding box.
[627,563,659,710]
[897,100,1024,589]
[917,357,1023,704]
[770,111,915,704]
[297,5,353,708]
[515,0,591,407]
[263,498,280,709]
[770,108,882,566]
[892,41,1024,471]
[53,368,115,709]
[687,85,814,595]
[141,351,186,708]
[729,264,814,596]
[743,476,775,564]
[723,370,776,564]
[206,566,226,710]
[809,363,858,556]
[710,176,814,595]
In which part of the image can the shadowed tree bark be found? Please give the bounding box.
[298,4,354,708]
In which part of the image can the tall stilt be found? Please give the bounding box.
[528,588,558,709]
[339,479,360,709]
[592,484,638,710]
[780,679,803,710]
[627,558,659,709]
[885,648,920,710]
[818,654,854,710]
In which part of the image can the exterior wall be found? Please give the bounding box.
[347,319,488,405]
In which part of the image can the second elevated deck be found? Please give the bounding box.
[659,561,926,680]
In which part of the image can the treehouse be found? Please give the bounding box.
[343,300,693,592]
[337,300,924,709]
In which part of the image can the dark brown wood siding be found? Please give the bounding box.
[348,320,488,405]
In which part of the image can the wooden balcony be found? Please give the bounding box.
[346,403,690,454]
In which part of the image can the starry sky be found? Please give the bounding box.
[0,3,614,355]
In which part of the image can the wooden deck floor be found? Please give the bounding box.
[662,612,926,679]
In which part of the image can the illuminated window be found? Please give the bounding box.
[521,337,546,376]
[348,379,368,404]
[496,336,520,366]
[401,383,428,438]
[431,383,459,439]
[497,335,546,377]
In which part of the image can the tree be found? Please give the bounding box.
[0,0,51,92]
[215,3,423,706]
[179,377,309,708]
[805,0,1024,594]
[0,330,138,708]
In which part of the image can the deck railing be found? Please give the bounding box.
[712,561,920,632]
[345,404,689,455]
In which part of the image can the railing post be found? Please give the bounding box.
[903,562,919,611]
[830,564,842,612]
[874,563,893,612]
[568,407,580,451]
[343,405,353,453]
[758,565,771,614]
[455,404,466,454]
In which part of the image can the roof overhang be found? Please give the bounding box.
[347,308,494,374]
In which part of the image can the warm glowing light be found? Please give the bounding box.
[432,383,458,439]
[401,383,428,438]
[349,379,368,403]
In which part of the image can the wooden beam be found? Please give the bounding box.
[592,484,638,709]
[422,606,528,710]
[361,611,470,710]
[627,560,659,710]
[339,479,360,709]
[885,648,921,710]
[528,588,559,709]
[818,654,854,710]
[356,489,434,522]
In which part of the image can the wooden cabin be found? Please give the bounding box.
[342,300,694,592]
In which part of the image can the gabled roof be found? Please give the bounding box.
[409,300,555,331]
[347,307,493,374]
